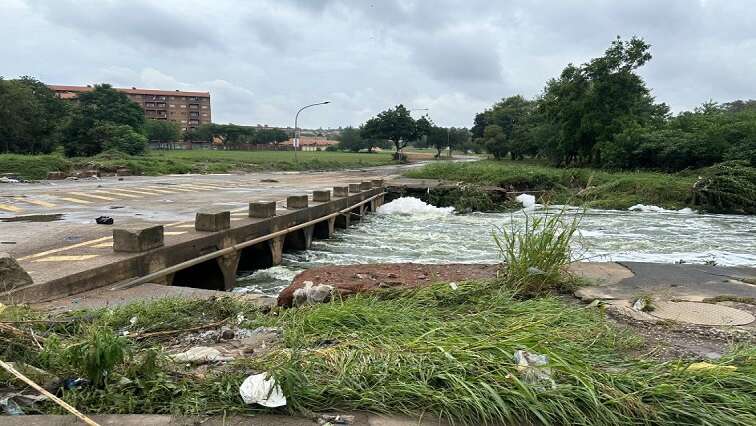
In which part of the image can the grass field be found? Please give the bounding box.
[0,150,395,180]
[406,159,698,210]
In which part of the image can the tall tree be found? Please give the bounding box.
[63,84,145,156]
[361,104,428,159]
[145,120,181,145]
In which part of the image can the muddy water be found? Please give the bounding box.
[236,198,756,296]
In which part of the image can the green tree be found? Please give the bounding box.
[337,126,366,152]
[63,84,145,156]
[92,123,148,155]
[539,36,669,166]
[482,124,509,159]
[145,120,181,145]
[0,76,69,154]
[361,105,428,159]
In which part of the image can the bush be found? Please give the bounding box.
[95,124,148,155]
[693,161,756,214]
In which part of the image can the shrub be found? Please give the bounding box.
[693,161,756,214]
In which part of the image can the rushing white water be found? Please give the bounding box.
[376,197,455,215]
[236,197,756,295]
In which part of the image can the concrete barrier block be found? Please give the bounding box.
[313,190,331,202]
[287,195,309,209]
[113,223,164,253]
[371,179,384,188]
[0,252,33,293]
[249,201,277,218]
[359,181,372,190]
[195,208,231,232]
[348,183,361,193]
[46,171,66,180]
[333,186,349,197]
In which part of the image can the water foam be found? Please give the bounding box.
[516,194,537,209]
[377,197,455,215]
[628,204,696,214]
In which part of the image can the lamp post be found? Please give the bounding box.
[294,101,330,162]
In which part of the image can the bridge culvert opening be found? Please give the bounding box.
[284,229,311,251]
[238,242,273,272]
[313,220,331,239]
[172,259,226,291]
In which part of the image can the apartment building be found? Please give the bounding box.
[48,85,211,131]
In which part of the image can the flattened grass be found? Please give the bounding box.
[2,286,754,424]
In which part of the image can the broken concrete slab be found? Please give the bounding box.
[575,261,756,303]
[0,252,33,292]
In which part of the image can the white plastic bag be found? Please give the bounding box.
[239,373,287,407]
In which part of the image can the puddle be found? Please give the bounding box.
[1,213,64,223]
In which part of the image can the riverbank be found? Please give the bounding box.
[404,159,755,213]
[2,277,754,424]
[0,150,395,180]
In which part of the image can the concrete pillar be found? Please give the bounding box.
[359,181,372,191]
[314,217,337,239]
[348,183,361,193]
[333,186,349,197]
[249,201,277,218]
[287,195,309,209]
[269,236,285,266]
[113,223,164,253]
[0,253,33,293]
[195,208,230,232]
[217,252,241,291]
[285,226,314,250]
[335,212,350,229]
[313,190,331,202]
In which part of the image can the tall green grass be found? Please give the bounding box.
[494,208,581,295]
[406,160,696,210]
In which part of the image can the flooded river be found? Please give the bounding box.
[236,197,756,295]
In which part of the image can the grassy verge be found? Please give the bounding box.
[2,288,754,423]
[0,150,395,180]
[405,160,697,210]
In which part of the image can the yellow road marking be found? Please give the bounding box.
[138,187,177,194]
[108,188,162,196]
[57,197,92,204]
[91,242,113,248]
[176,224,195,228]
[164,221,187,227]
[177,185,213,191]
[34,254,99,262]
[181,183,224,189]
[19,199,57,208]
[164,231,187,236]
[18,236,113,261]
[0,204,23,212]
[93,190,140,199]
[146,186,192,192]
[231,217,244,221]
[68,191,115,201]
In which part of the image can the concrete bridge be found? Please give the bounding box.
[1,179,386,304]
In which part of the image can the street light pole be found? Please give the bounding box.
[294,101,330,162]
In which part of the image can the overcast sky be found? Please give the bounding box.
[2,0,755,128]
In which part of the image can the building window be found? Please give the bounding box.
[189,104,199,109]
[145,102,155,108]
[202,113,208,117]
[190,111,199,117]
[201,105,208,109]
[169,104,175,108]
[180,105,186,108]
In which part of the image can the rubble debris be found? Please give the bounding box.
[318,414,356,425]
[239,373,287,407]
[513,350,555,388]
[292,281,334,307]
[95,216,114,225]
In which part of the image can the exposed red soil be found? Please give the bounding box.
[277,263,500,307]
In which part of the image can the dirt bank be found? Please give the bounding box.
[277,263,500,306]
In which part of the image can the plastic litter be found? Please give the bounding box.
[0,397,25,415]
[513,350,555,388]
[449,282,459,290]
[95,216,114,225]
[62,378,90,390]
[686,362,737,373]
[172,346,234,364]
[318,414,356,425]
[292,281,334,306]
[239,373,287,407]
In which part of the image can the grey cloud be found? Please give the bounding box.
[410,32,502,82]
[27,0,220,49]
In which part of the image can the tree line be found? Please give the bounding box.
[0,79,290,157]
[472,37,756,171]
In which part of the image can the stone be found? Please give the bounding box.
[113,224,164,253]
[371,179,384,188]
[348,183,361,193]
[195,208,231,232]
[312,190,331,202]
[249,201,277,218]
[46,171,66,180]
[286,195,308,209]
[0,253,33,293]
[333,186,349,197]
[359,181,372,190]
